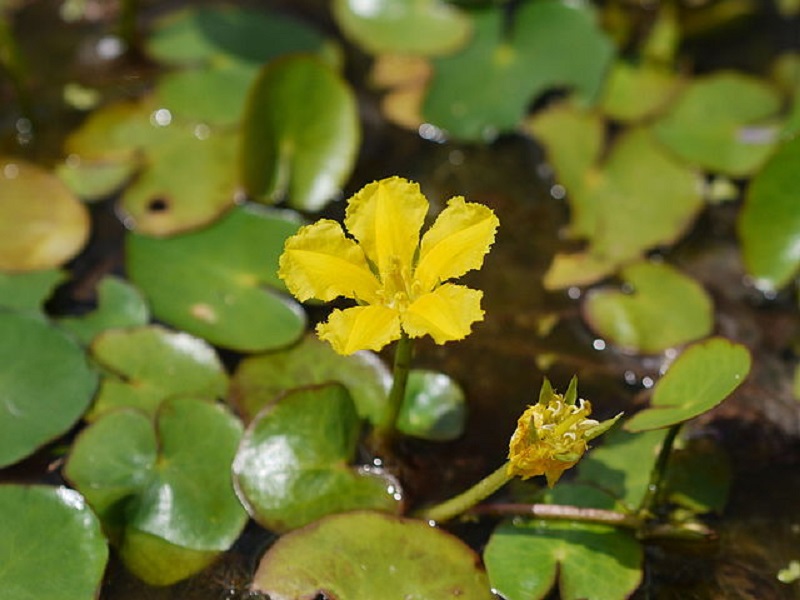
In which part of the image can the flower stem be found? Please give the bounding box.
[638,423,682,519]
[417,463,512,523]
[382,333,414,438]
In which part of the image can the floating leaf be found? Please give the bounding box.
[601,62,678,122]
[0,485,107,600]
[665,436,731,513]
[56,160,134,202]
[332,0,472,56]
[484,484,642,600]
[0,158,90,270]
[583,261,713,354]
[58,276,149,345]
[0,269,65,313]
[87,325,228,419]
[625,337,751,432]
[652,72,782,176]
[0,312,98,467]
[252,511,494,600]
[423,1,614,140]
[231,334,390,426]
[397,369,466,441]
[126,204,306,352]
[233,384,401,532]
[738,135,800,291]
[65,398,247,585]
[241,55,360,211]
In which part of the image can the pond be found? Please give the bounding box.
[1,1,799,599]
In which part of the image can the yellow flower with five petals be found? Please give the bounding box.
[278,176,499,355]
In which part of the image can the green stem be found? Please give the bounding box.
[0,14,30,115]
[381,333,414,439]
[417,463,512,523]
[469,502,641,529]
[638,423,681,518]
[117,0,140,50]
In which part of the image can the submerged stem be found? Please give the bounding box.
[417,463,512,524]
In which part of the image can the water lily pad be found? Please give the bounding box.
[126,204,306,352]
[87,325,228,419]
[423,1,614,140]
[0,312,98,467]
[625,337,751,432]
[0,485,108,600]
[252,511,493,599]
[397,369,466,441]
[0,269,65,313]
[583,261,713,354]
[241,55,360,211]
[56,160,134,202]
[231,334,390,425]
[58,276,149,345]
[332,0,472,56]
[0,158,90,271]
[601,62,678,122]
[64,398,247,585]
[233,384,401,533]
[652,72,782,176]
[738,135,800,291]
[484,484,642,600]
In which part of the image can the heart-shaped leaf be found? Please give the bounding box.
[332,0,472,56]
[241,54,360,211]
[126,204,306,352]
[0,269,65,313]
[87,325,228,419]
[65,398,247,585]
[583,261,713,353]
[738,135,800,291]
[58,276,149,345]
[231,334,390,426]
[484,484,642,600]
[423,1,614,140]
[0,312,98,467]
[397,369,466,441]
[0,485,108,600]
[652,72,782,176]
[601,61,679,122]
[625,337,751,432]
[233,384,401,532]
[0,158,90,270]
[252,511,494,600]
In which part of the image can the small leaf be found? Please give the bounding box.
[625,337,751,432]
[601,62,678,122]
[0,269,65,313]
[241,55,360,211]
[583,261,713,354]
[0,485,108,600]
[0,312,98,467]
[87,325,228,419]
[233,384,401,532]
[252,511,494,600]
[738,135,800,291]
[126,204,306,352]
[0,158,90,271]
[665,436,731,513]
[397,369,466,441]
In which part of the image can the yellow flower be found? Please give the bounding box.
[278,176,499,355]
[507,378,621,487]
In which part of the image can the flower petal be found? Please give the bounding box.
[402,283,483,344]
[278,220,380,303]
[317,305,402,355]
[415,196,499,292]
[344,177,428,279]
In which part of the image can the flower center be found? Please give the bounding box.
[376,256,422,311]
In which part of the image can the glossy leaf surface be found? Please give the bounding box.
[397,369,466,441]
[0,269,65,313]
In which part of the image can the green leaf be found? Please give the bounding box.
[738,135,800,291]
[665,436,731,513]
[583,261,713,353]
[65,398,247,585]
[241,54,360,211]
[397,369,466,441]
[252,511,494,600]
[0,158,90,270]
[0,312,98,467]
[56,160,134,202]
[0,269,65,313]
[58,276,149,345]
[87,325,228,419]
[625,337,751,432]
[231,334,390,426]
[652,72,782,176]
[0,485,108,600]
[484,484,642,600]
[422,1,614,140]
[126,204,306,352]
[233,384,401,532]
[332,0,472,56]
[601,62,678,122]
